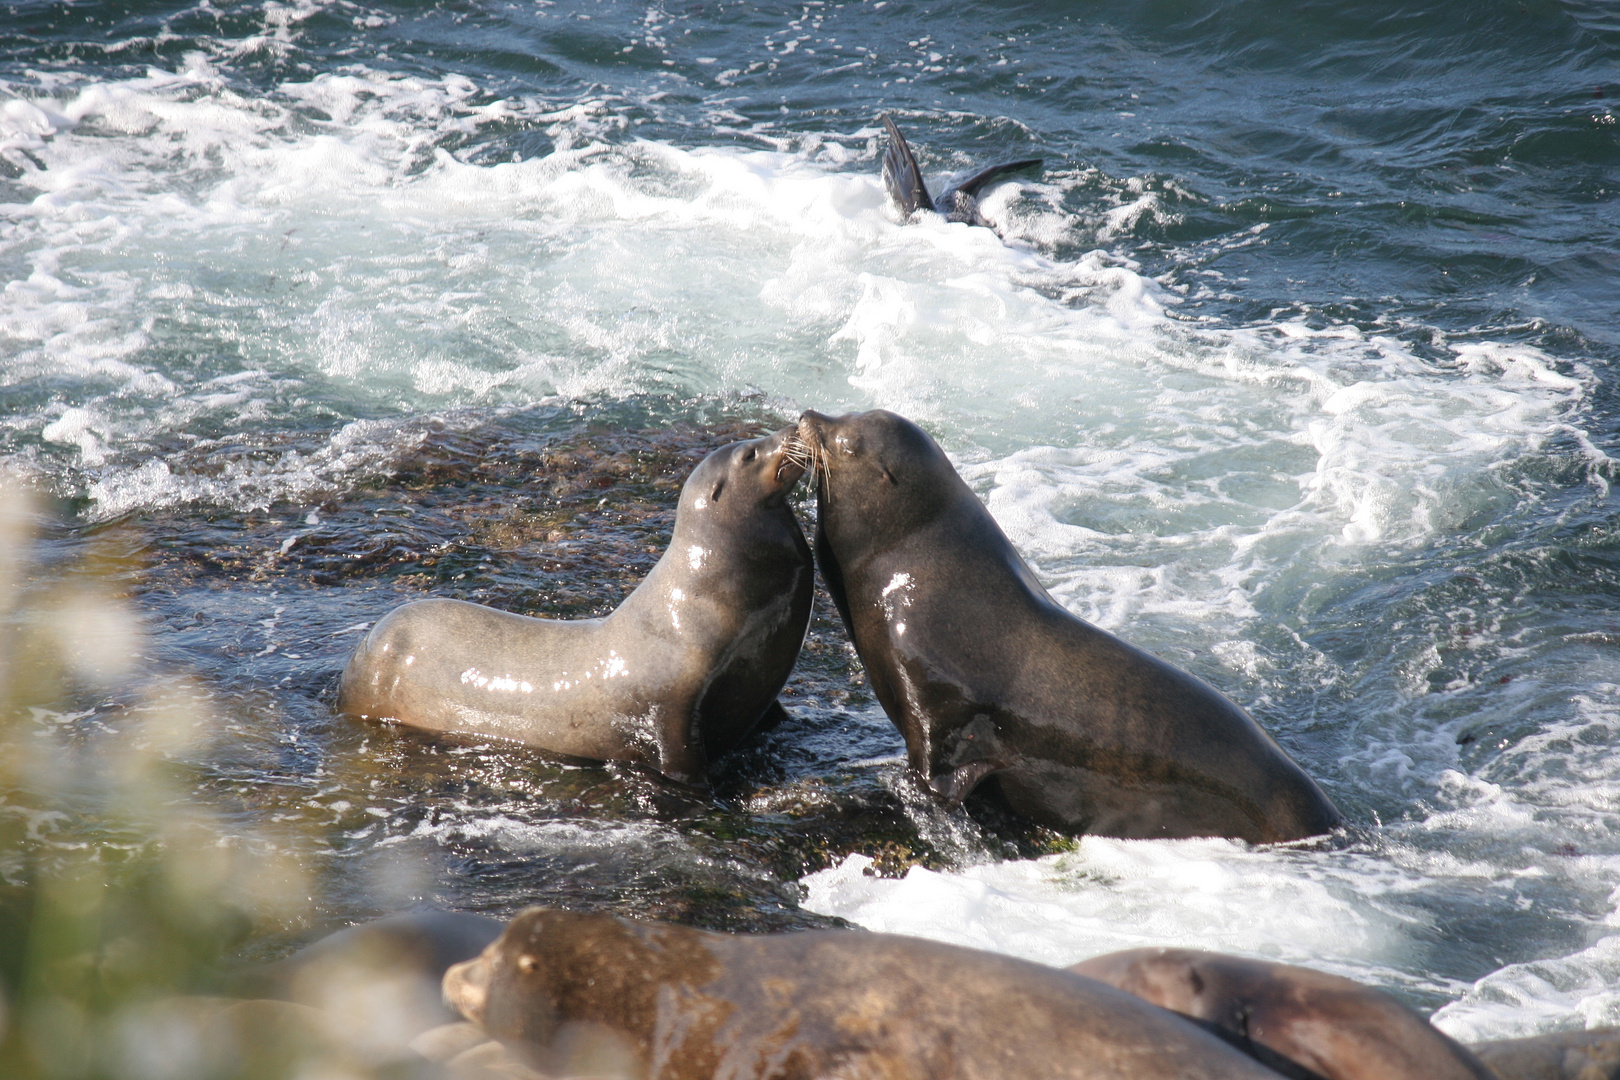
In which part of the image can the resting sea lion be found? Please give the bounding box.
[337,427,813,785]
[197,912,506,1071]
[1070,947,1495,1080]
[442,906,1301,1080]
[223,911,504,1003]
[1468,1026,1620,1080]
[796,408,1341,842]
[881,113,1042,226]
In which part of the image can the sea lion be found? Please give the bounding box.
[796,408,1342,842]
[1069,948,1495,1080]
[223,911,505,1004]
[881,113,1042,226]
[1468,1027,1620,1080]
[206,912,524,1077]
[337,427,813,785]
[442,906,1300,1080]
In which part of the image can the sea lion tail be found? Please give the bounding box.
[880,114,932,216]
[951,158,1043,200]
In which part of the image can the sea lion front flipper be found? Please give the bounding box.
[927,760,1002,806]
[949,158,1043,200]
[881,114,932,216]
[755,698,792,733]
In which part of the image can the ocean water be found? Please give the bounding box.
[2,0,1619,1047]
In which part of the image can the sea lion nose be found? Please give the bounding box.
[768,425,808,488]
[443,954,490,1027]
[797,411,828,444]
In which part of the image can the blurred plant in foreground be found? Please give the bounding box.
[0,475,428,1080]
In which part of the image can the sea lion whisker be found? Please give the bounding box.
[796,432,826,491]
[781,437,812,469]
[777,429,815,484]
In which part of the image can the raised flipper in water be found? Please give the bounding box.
[880,114,1043,227]
[950,157,1044,200]
[881,114,933,216]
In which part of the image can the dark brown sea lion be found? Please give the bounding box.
[337,427,813,785]
[881,114,1043,226]
[442,906,1300,1080]
[1468,1027,1620,1080]
[1070,947,1495,1080]
[795,408,1342,842]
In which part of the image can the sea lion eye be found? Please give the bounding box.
[744,447,757,462]
[710,481,725,502]
[517,954,538,975]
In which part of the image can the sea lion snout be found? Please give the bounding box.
[442,951,491,1027]
[795,410,828,454]
[796,409,861,465]
[758,425,807,492]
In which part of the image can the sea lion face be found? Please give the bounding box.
[679,426,807,524]
[444,911,558,1049]
[440,908,671,1078]
[1071,948,1496,1080]
[796,409,956,565]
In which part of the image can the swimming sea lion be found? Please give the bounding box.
[796,408,1341,842]
[1069,948,1495,1080]
[1467,1027,1620,1080]
[337,427,813,785]
[881,113,1042,226]
[442,906,1301,1080]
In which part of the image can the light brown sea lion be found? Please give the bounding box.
[796,407,1341,842]
[1468,1027,1620,1080]
[1069,947,1495,1080]
[337,427,813,785]
[442,906,1298,1080]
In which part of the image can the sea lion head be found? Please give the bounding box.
[441,908,689,1077]
[667,426,812,587]
[795,409,961,563]
[443,909,560,1048]
[1070,948,1497,1080]
[678,426,807,523]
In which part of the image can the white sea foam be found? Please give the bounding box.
[799,826,1620,1033]
[802,837,1475,990]
[1435,929,1620,1039]
[378,810,681,858]
[3,55,1592,538]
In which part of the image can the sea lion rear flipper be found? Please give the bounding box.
[756,698,791,733]
[928,760,1001,806]
[881,114,933,216]
[950,158,1043,200]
